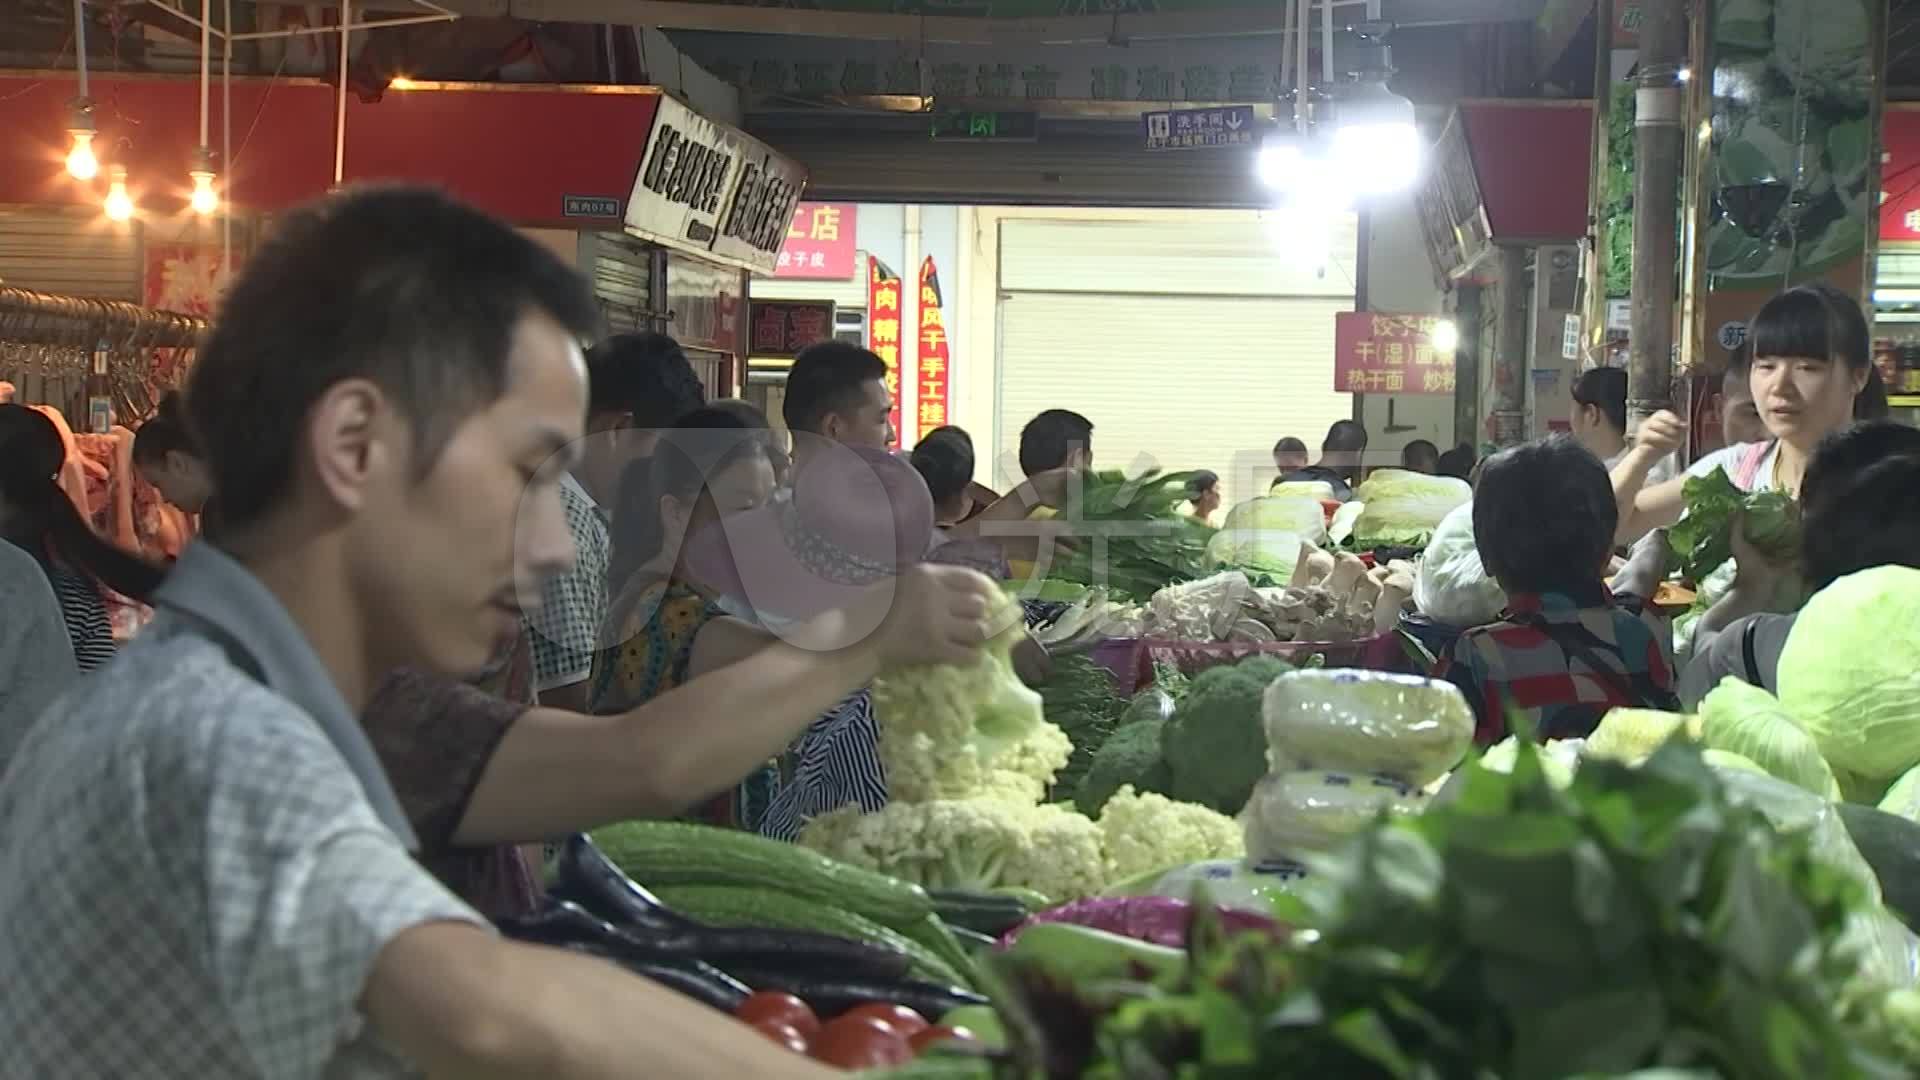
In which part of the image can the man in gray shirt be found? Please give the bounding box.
[0,188,877,1079]
[0,537,77,769]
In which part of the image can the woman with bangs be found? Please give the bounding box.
[1611,282,1889,542]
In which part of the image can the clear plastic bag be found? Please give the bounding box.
[1240,770,1429,864]
[1261,668,1474,785]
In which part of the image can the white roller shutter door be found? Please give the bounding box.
[994,215,1356,508]
[0,206,141,300]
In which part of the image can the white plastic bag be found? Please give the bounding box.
[1411,502,1508,629]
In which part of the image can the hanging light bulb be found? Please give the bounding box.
[189,169,218,216]
[104,165,133,222]
[66,129,99,181]
[65,102,99,181]
[189,148,219,216]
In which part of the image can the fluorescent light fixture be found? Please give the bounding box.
[1873,289,1920,304]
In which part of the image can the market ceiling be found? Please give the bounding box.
[335,0,1548,38]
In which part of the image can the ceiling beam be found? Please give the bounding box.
[298,0,1545,42]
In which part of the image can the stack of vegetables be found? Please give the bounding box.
[940,742,1920,1078]
[1666,465,1805,655]
[1347,467,1471,553]
[1039,469,1217,601]
[800,590,1245,901]
[1241,668,1474,865]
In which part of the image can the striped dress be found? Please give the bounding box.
[46,564,117,672]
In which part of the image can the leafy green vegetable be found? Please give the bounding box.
[1045,470,1218,601]
[1665,466,1802,584]
[1350,469,1471,550]
[1779,565,1920,781]
[1037,655,1130,807]
[993,742,1920,1077]
[1075,688,1176,816]
[1698,676,1838,798]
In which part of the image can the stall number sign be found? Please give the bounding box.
[1333,312,1457,394]
[776,203,858,279]
[749,300,836,360]
[626,94,807,276]
[1143,105,1256,151]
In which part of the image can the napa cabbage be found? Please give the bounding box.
[1351,469,1471,549]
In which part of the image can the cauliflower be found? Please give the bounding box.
[1000,803,1112,902]
[986,721,1074,801]
[872,591,1047,803]
[1098,785,1244,881]
[798,797,1109,899]
[1164,655,1294,814]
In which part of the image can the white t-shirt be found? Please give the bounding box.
[1604,445,1679,486]
[1684,441,1779,493]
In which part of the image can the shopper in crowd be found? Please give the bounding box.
[1436,443,1476,483]
[0,537,77,772]
[1569,367,1677,484]
[1612,283,1889,542]
[0,403,166,673]
[916,424,1000,522]
[0,186,922,1077]
[1272,435,1311,477]
[1440,435,1677,744]
[784,340,896,455]
[1400,439,1441,475]
[912,427,979,528]
[1186,469,1223,524]
[526,333,706,714]
[1717,344,1768,448]
[591,409,782,829]
[1282,419,1369,501]
[1678,421,1920,706]
[1019,408,1094,476]
[132,390,214,515]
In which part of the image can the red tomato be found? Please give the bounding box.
[751,1019,810,1056]
[810,1016,913,1068]
[736,991,820,1040]
[910,1025,979,1053]
[842,1002,929,1038]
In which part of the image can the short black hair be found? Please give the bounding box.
[922,425,973,452]
[1570,366,1629,434]
[1273,436,1308,457]
[586,333,705,429]
[1801,421,1920,590]
[132,391,199,467]
[1401,439,1441,472]
[1323,419,1369,453]
[1473,435,1617,595]
[910,428,975,506]
[1018,409,1093,477]
[1186,469,1220,497]
[783,341,888,435]
[1437,443,1476,482]
[185,186,599,530]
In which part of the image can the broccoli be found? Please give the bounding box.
[1163,655,1293,815]
[1075,686,1180,815]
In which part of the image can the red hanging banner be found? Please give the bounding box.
[916,257,951,441]
[868,258,904,447]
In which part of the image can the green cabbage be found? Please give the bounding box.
[1702,749,1769,776]
[1351,469,1470,549]
[1204,495,1328,580]
[1698,676,1838,798]
[1665,466,1801,584]
[1779,566,1920,781]
[1584,707,1697,766]
[1271,480,1336,501]
[1878,763,1920,823]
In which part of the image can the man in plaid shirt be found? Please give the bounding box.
[0,189,845,1078]
[1437,436,1678,744]
[525,333,705,712]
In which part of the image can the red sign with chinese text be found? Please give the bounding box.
[868,259,904,446]
[1333,312,1457,395]
[916,257,951,441]
[776,202,859,279]
[748,300,835,360]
